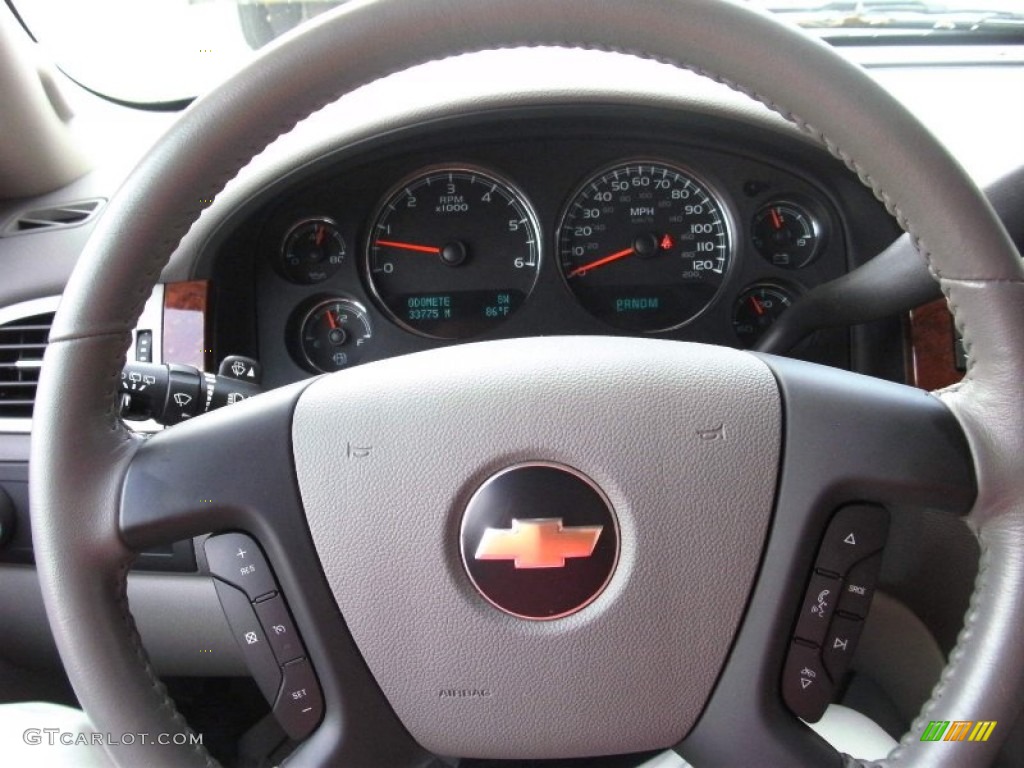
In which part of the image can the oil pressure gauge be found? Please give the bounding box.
[279,218,347,284]
[292,298,373,373]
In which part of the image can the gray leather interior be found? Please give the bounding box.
[812,704,899,761]
[870,282,1024,767]
[31,336,212,767]
[28,0,1024,765]
[0,702,112,767]
[0,566,244,676]
[851,592,947,734]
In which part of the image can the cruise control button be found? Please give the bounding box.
[213,580,282,702]
[205,532,277,600]
[782,641,832,722]
[254,594,305,664]
[838,553,882,618]
[794,571,841,646]
[816,504,889,576]
[274,658,324,740]
[823,614,864,683]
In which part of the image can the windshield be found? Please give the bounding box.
[9,0,1024,105]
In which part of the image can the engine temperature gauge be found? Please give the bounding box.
[294,298,373,373]
[732,284,795,348]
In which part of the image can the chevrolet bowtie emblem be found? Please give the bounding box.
[474,518,603,569]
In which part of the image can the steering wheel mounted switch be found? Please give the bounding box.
[212,579,282,702]
[205,532,323,741]
[783,504,889,722]
[206,532,277,600]
[815,505,890,576]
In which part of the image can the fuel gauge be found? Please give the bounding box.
[293,298,373,373]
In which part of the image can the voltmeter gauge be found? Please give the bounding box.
[732,284,796,348]
[279,218,347,284]
[751,201,823,269]
[293,298,373,373]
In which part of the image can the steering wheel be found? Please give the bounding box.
[30,1,1024,766]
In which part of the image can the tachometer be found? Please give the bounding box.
[558,161,732,332]
[365,166,541,339]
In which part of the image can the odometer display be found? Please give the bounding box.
[558,162,732,332]
[366,167,541,339]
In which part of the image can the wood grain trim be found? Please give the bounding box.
[907,298,963,391]
[163,280,209,371]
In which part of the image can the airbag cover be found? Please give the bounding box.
[293,336,780,758]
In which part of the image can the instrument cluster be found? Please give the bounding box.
[235,112,867,386]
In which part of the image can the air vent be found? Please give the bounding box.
[2,198,104,236]
[0,312,53,419]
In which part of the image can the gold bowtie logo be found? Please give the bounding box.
[474,518,603,569]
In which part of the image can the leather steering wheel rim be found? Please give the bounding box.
[30,1,1024,766]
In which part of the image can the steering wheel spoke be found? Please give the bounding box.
[119,381,309,551]
[119,381,430,767]
[761,355,975,517]
[680,356,974,765]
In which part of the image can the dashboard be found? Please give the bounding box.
[205,106,903,390]
[1,45,1019,744]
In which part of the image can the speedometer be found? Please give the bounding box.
[558,161,732,332]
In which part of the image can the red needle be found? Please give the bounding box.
[325,310,338,330]
[567,247,635,278]
[769,208,784,230]
[750,295,765,316]
[375,239,441,254]
[314,225,326,246]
